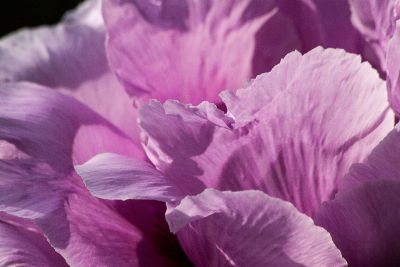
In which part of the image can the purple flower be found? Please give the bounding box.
[1,0,400,266]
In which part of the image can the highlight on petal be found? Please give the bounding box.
[387,21,400,115]
[139,47,394,217]
[166,189,347,267]
[103,0,277,104]
[0,82,142,170]
[316,180,400,267]
[0,220,67,267]
[0,0,139,139]
[76,152,201,202]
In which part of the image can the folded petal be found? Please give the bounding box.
[316,179,400,267]
[76,152,201,202]
[166,189,346,267]
[0,82,142,170]
[140,47,393,216]
[103,0,277,104]
[0,0,139,139]
[0,220,67,267]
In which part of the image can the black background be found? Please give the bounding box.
[0,0,85,37]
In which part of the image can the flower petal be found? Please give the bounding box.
[350,0,399,42]
[316,179,400,267]
[341,123,400,190]
[166,189,346,267]
[0,0,139,139]
[0,220,67,267]
[140,47,393,216]
[0,158,184,266]
[76,152,201,202]
[348,0,400,70]
[0,82,142,169]
[387,21,400,115]
[316,122,400,266]
[103,0,276,104]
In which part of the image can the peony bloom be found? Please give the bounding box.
[1,0,400,266]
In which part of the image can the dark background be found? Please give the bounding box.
[0,0,85,37]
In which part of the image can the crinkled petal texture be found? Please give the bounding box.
[316,125,400,266]
[138,47,393,217]
[103,0,279,104]
[0,82,184,266]
[165,189,346,267]
[0,0,139,140]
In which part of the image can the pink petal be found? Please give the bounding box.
[316,179,400,267]
[0,0,139,139]
[348,0,400,71]
[0,220,67,267]
[251,0,323,74]
[139,48,393,217]
[0,157,183,266]
[103,0,276,104]
[341,123,400,190]
[0,82,142,168]
[166,189,346,266]
[76,152,201,202]
[350,0,399,42]
[316,122,400,266]
[387,21,400,115]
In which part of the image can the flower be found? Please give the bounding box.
[0,0,400,266]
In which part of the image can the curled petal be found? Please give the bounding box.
[166,189,347,267]
[140,48,393,216]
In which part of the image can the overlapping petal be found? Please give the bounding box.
[76,152,197,202]
[316,179,400,267]
[0,82,179,265]
[349,0,400,71]
[314,120,400,266]
[0,220,67,267]
[139,47,393,217]
[0,82,142,167]
[0,160,174,266]
[166,189,346,267]
[0,0,139,139]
